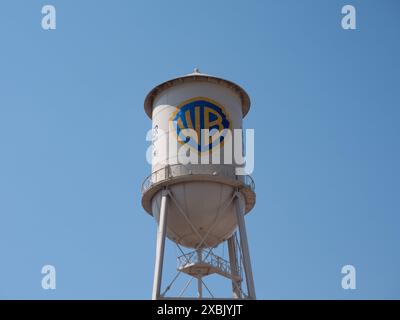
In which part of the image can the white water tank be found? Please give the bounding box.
[142,70,255,249]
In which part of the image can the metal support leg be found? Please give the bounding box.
[152,190,169,300]
[197,249,203,298]
[234,193,256,300]
[227,234,242,299]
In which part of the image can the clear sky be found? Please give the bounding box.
[0,0,399,299]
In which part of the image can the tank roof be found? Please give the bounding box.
[144,69,251,119]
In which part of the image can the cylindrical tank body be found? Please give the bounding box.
[142,70,254,249]
[151,80,243,172]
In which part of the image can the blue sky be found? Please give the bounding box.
[0,0,399,299]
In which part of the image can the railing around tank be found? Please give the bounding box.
[141,164,255,194]
[177,250,241,278]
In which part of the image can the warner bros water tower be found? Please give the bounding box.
[141,69,256,300]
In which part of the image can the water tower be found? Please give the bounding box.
[141,69,256,300]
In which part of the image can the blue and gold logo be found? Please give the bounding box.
[171,97,231,152]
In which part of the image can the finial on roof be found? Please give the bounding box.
[193,67,201,74]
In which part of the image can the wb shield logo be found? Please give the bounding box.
[171,97,231,152]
